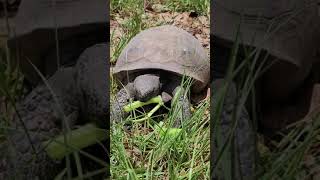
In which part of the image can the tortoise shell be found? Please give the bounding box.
[113,25,210,93]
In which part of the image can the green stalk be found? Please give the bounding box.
[123,95,163,112]
[132,103,163,123]
[43,123,108,160]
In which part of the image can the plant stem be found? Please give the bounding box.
[132,102,163,123]
[123,95,163,112]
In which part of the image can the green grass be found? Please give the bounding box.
[0,44,24,140]
[110,8,146,64]
[164,0,209,16]
[111,0,209,16]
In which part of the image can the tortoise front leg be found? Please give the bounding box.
[111,83,136,123]
[211,79,256,180]
[171,86,192,127]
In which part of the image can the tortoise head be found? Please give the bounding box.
[133,74,161,102]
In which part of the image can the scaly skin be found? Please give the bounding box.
[211,79,256,180]
[0,43,108,179]
[111,83,135,123]
[172,86,192,127]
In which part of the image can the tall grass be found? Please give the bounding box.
[0,39,24,143]
[164,0,209,15]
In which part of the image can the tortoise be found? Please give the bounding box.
[111,25,210,126]
[0,0,108,179]
[212,0,320,179]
